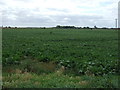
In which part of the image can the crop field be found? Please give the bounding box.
[2,28,119,88]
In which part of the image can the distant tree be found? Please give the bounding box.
[102,27,108,29]
[77,27,82,29]
[86,27,90,29]
[43,27,46,29]
[94,26,97,29]
[8,26,11,28]
[56,25,61,28]
[83,27,87,29]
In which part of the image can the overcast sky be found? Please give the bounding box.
[0,0,119,28]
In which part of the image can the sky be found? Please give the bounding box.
[0,0,119,28]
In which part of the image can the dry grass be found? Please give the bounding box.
[15,69,22,74]
[56,66,65,75]
[79,81,88,85]
[21,73,32,81]
[39,61,57,72]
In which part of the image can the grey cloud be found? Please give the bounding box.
[2,9,55,26]
[47,8,69,12]
[48,15,105,27]
[2,9,114,27]
[14,0,32,3]
[0,1,6,5]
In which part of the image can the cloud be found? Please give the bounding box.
[0,0,119,27]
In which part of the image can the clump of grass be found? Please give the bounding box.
[3,70,119,88]
[8,59,57,75]
[2,72,83,88]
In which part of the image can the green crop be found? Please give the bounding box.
[2,28,119,76]
[2,28,119,88]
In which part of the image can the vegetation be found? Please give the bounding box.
[2,28,119,88]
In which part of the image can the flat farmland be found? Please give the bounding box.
[2,28,119,88]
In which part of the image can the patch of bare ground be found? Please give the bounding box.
[39,61,57,72]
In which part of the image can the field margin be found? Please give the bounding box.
[0,26,2,90]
